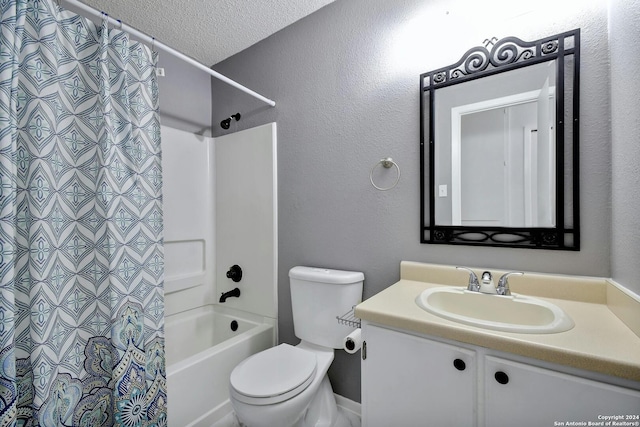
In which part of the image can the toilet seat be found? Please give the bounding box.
[230,344,318,405]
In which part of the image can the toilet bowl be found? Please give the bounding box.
[230,342,349,427]
[228,266,364,427]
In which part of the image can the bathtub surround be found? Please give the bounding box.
[162,126,214,315]
[209,0,638,402]
[162,123,277,318]
[0,2,166,425]
[215,124,278,320]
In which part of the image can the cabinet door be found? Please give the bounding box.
[362,324,476,427]
[485,356,640,427]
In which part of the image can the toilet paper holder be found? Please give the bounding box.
[336,306,360,328]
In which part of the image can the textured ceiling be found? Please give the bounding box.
[77,0,337,66]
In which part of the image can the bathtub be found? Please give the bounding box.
[166,305,275,427]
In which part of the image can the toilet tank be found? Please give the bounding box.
[289,266,364,349]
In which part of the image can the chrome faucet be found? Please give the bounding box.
[496,272,524,296]
[456,267,480,292]
[458,267,524,295]
[479,271,495,293]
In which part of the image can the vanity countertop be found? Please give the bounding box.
[355,262,640,382]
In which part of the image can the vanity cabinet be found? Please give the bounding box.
[485,356,640,426]
[361,324,476,427]
[362,323,640,427]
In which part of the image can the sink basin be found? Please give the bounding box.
[415,287,574,334]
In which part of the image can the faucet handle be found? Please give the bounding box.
[457,266,480,292]
[496,272,524,296]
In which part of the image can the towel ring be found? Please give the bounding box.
[370,157,400,191]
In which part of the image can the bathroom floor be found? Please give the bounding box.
[211,407,361,427]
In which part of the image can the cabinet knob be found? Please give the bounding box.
[494,371,509,385]
[453,358,466,371]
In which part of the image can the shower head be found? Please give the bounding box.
[220,113,241,130]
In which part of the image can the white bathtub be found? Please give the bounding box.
[166,305,275,427]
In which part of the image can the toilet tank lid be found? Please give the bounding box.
[289,266,364,284]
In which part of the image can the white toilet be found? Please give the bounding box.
[229,266,364,427]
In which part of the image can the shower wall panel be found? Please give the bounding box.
[215,123,278,320]
[162,125,215,315]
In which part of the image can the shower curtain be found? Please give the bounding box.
[0,1,166,426]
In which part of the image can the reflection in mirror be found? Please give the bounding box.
[435,61,556,227]
[420,30,580,249]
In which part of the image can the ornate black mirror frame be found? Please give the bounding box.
[420,29,580,250]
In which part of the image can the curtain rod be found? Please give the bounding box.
[61,0,276,107]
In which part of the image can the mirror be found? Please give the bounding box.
[420,30,580,249]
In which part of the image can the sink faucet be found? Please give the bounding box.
[456,267,480,292]
[458,267,524,295]
[496,272,524,296]
[479,271,495,294]
[220,287,241,303]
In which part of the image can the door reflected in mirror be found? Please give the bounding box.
[434,61,556,228]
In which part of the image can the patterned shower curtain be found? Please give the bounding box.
[0,1,166,426]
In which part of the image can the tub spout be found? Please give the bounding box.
[219,287,241,303]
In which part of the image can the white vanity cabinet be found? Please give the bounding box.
[362,323,640,427]
[361,324,476,427]
[484,356,640,426]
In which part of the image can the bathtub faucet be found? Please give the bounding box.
[219,287,241,303]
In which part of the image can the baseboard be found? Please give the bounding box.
[334,393,361,418]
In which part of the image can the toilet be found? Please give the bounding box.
[229,266,364,427]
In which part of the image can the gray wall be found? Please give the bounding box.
[210,0,614,402]
[158,53,212,135]
[610,0,640,295]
